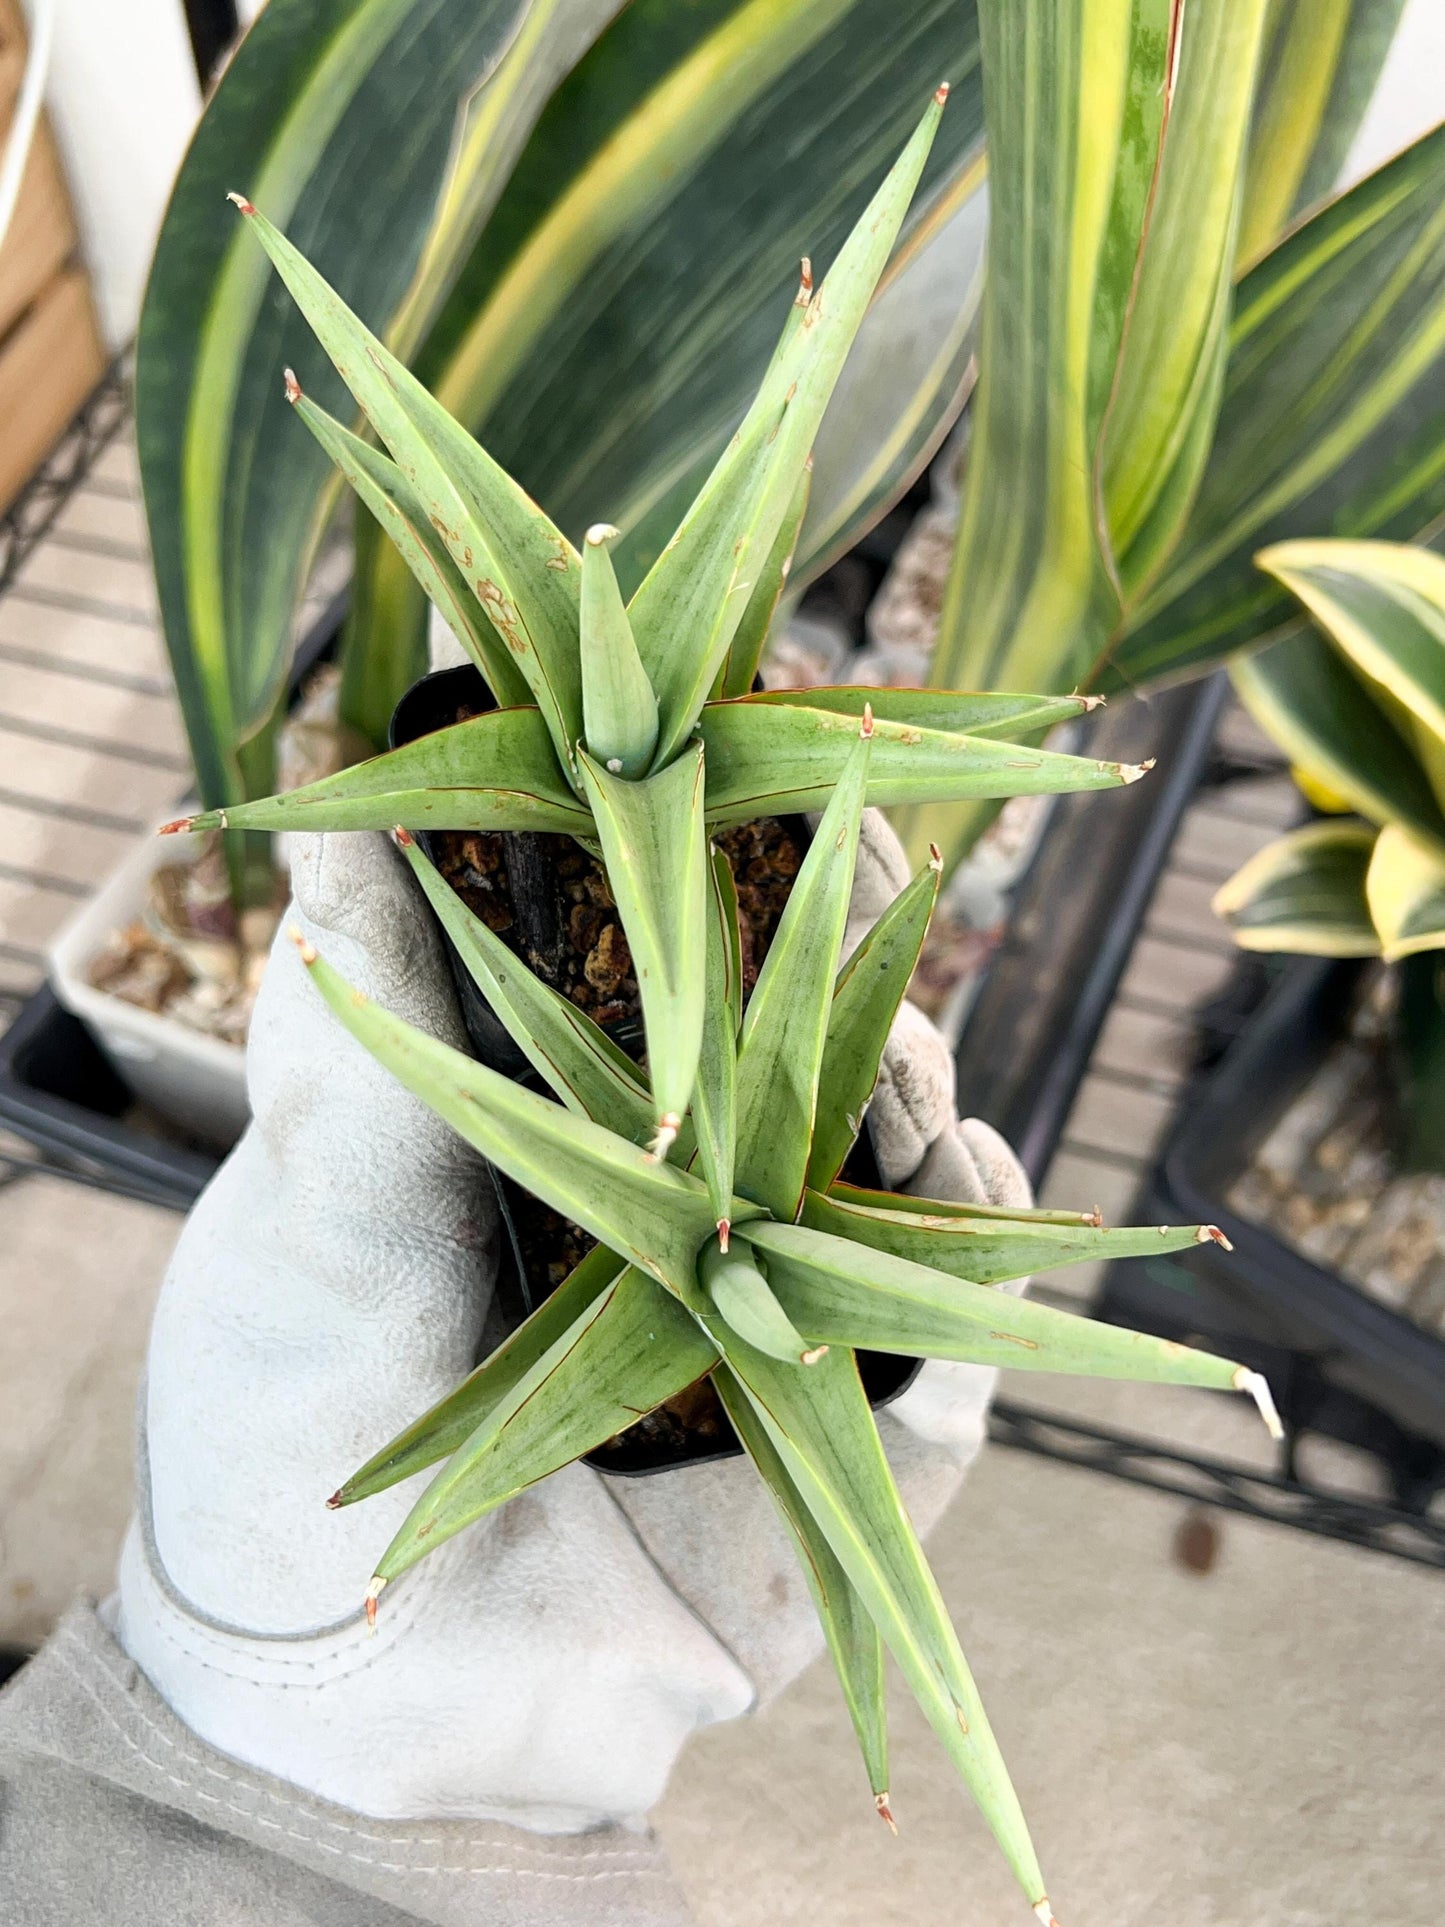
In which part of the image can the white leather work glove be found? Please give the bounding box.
[114,807,1031,1849]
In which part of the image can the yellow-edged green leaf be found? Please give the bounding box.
[1212,818,1380,956]
[1257,539,1445,745]
[744,1218,1249,1390]
[712,1366,889,1811]
[799,1187,1227,1287]
[577,745,708,1141]
[807,854,941,1192]
[1366,821,1445,961]
[334,1241,625,1505]
[418,0,987,581]
[1238,0,1409,264]
[694,847,740,1226]
[233,199,587,774]
[296,943,728,1293]
[1100,0,1271,595]
[175,706,588,837]
[713,1332,1050,1914]
[580,523,658,778]
[1231,632,1445,849]
[373,1266,718,1583]
[629,91,946,765]
[135,0,598,804]
[395,829,656,1142]
[734,724,871,1218]
[1113,121,1445,690]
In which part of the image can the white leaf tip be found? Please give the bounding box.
[283,367,301,403]
[363,1575,386,1630]
[1234,1368,1283,1441]
[584,522,620,548]
[287,925,318,966]
[800,1345,829,1366]
[1033,1903,1060,1927]
[227,191,255,215]
[874,1791,898,1835]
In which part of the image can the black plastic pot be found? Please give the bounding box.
[390,660,918,1473]
[1096,956,1445,1503]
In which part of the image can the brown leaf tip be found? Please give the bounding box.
[1199,1223,1234,1252]
[861,701,875,740]
[156,816,194,837]
[794,256,814,307]
[393,824,415,848]
[325,1490,343,1511]
[227,191,256,216]
[928,842,943,873]
[364,1576,386,1631]
[717,1219,730,1254]
[934,81,951,105]
[283,367,301,404]
[1088,1205,1103,1228]
[874,1792,898,1836]
[287,924,318,966]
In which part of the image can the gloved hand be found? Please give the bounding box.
[114,804,1030,1841]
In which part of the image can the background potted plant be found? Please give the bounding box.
[24,0,1445,1184]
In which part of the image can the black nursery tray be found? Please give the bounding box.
[1096,956,1445,1499]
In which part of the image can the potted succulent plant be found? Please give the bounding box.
[1152,539,1445,1461]
[157,101,1286,1919]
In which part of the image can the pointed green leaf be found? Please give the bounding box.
[577,744,708,1140]
[580,523,659,778]
[745,686,1103,740]
[395,830,657,1142]
[375,1266,719,1584]
[1231,632,1445,850]
[231,199,586,773]
[173,708,588,838]
[700,699,1148,826]
[629,90,947,764]
[713,1332,1049,1914]
[1367,822,1445,961]
[694,847,740,1225]
[826,1179,1106,1230]
[288,385,532,712]
[799,1187,1231,1289]
[335,1241,626,1506]
[297,944,726,1294]
[1213,818,1380,956]
[717,460,812,699]
[700,1237,813,1365]
[808,852,941,1191]
[745,1218,1249,1392]
[734,723,872,1218]
[712,1365,889,1810]
[1238,0,1409,263]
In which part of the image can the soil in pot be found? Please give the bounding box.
[1228,968,1445,1339]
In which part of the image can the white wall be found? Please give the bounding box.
[21,0,200,350]
[1346,0,1445,184]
